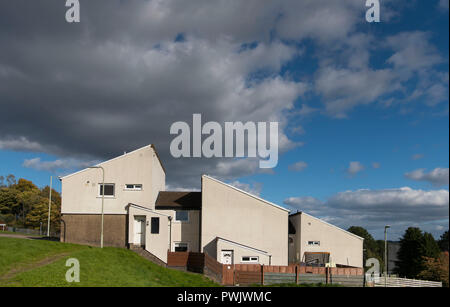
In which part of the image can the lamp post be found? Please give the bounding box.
[47,176,52,237]
[384,225,390,287]
[89,166,105,248]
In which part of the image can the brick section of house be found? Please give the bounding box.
[60,214,127,247]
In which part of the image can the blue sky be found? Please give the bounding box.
[0,0,448,240]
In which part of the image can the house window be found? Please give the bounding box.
[174,242,188,252]
[151,217,159,234]
[307,241,320,246]
[175,210,189,222]
[241,256,259,263]
[98,184,115,197]
[125,184,142,191]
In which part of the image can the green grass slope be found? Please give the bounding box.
[0,237,217,287]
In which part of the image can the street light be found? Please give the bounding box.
[89,166,105,249]
[384,225,391,287]
[47,176,52,237]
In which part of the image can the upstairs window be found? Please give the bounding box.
[125,184,143,191]
[175,210,189,222]
[307,241,320,246]
[98,183,115,197]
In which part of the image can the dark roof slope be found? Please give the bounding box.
[155,191,201,210]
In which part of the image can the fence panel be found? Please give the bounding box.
[298,273,327,284]
[167,251,204,273]
[203,253,223,284]
[264,272,296,285]
[235,271,262,286]
[330,275,364,287]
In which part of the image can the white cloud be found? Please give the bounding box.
[372,162,381,169]
[288,161,308,172]
[0,137,46,152]
[386,31,443,74]
[213,158,274,180]
[346,161,365,176]
[315,66,398,118]
[228,180,262,197]
[284,196,324,215]
[411,153,424,160]
[439,0,449,11]
[405,168,449,186]
[22,157,99,173]
[284,187,449,238]
[328,187,449,209]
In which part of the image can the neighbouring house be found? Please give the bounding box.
[60,144,363,267]
[289,212,363,268]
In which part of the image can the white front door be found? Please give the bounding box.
[221,250,234,265]
[134,216,146,245]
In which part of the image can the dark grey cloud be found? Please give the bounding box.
[0,0,447,190]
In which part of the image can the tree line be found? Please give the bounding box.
[0,174,61,233]
[348,226,449,286]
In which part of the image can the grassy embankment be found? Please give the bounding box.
[0,237,218,287]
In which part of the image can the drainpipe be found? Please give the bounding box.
[168,216,172,252]
[47,176,52,237]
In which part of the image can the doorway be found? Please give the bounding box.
[134,216,146,246]
[221,250,234,264]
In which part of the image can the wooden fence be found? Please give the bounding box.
[167,251,364,286]
[167,251,204,273]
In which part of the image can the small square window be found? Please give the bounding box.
[307,241,320,246]
[175,211,189,222]
[99,184,115,197]
[174,242,188,252]
[125,184,142,191]
[241,256,259,263]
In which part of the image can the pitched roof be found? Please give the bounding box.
[59,144,165,180]
[202,175,290,213]
[289,211,364,241]
[155,191,202,210]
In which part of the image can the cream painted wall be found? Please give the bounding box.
[289,213,364,268]
[61,145,165,214]
[201,176,289,266]
[128,206,170,263]
[217,239,272,265]
[161,210,201,252]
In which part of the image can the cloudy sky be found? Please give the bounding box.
[0,0,448,239]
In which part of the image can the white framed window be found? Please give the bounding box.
[241,256,259,263]
[124,184,143,191]
[175,210,189,222]
[307,241,320,246]
[98,183,115,197]
[174,242,188,252]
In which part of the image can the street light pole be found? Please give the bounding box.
[47,176,52,237]
[384,225,390,287]
[89,166,105,248]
